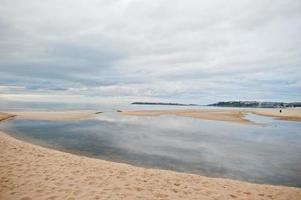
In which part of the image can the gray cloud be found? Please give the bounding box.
[0,0,300,104]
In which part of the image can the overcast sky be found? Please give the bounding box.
[1,0,301,105]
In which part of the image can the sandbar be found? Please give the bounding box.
[8,110,98,120]
[122,108,301,124]
[246,108,301,121]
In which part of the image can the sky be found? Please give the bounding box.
[1,0,301,105]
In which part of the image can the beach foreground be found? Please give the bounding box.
[1,110,301,200]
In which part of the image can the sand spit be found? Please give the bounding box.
[8,110,98,121]
[247,108,301,122]
[0,113,15,122]
[6,108,301,124]
[122,108,301,124]
[122,109,251,124]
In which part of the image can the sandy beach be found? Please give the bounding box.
[7,110,98,121]
[0,113,15,122]
[122,109,251,124]
[122,108,301,124]
[1,110,301,200]
[2,0,300,199]
[246,108,301,122]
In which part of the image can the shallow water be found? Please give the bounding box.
[1,113,301,187]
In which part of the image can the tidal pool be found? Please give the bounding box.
[1,113,301,187]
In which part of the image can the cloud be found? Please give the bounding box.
[0,0,300,105]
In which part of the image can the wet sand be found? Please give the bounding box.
[1,111,301,199]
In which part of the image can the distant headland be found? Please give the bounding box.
[208,101,301,108]
[131,102,199,106]
[132,101,301,108]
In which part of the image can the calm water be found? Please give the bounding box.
[1,113,301,187]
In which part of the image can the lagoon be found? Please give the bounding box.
[1,113,301,187]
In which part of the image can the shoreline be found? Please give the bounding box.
[1,110,301,199]
[0,113,15,122]
[3,107,301,124]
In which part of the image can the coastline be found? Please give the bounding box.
[1,110,301,199]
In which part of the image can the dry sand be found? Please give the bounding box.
[7,108,301,124]
[8,110,98,121]
[122,109,250,124]
[1,110,301,200]
[246,108,301,122]
[0,113,15,122]
[122,108,301,124]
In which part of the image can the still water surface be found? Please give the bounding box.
[1,113,301,187]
